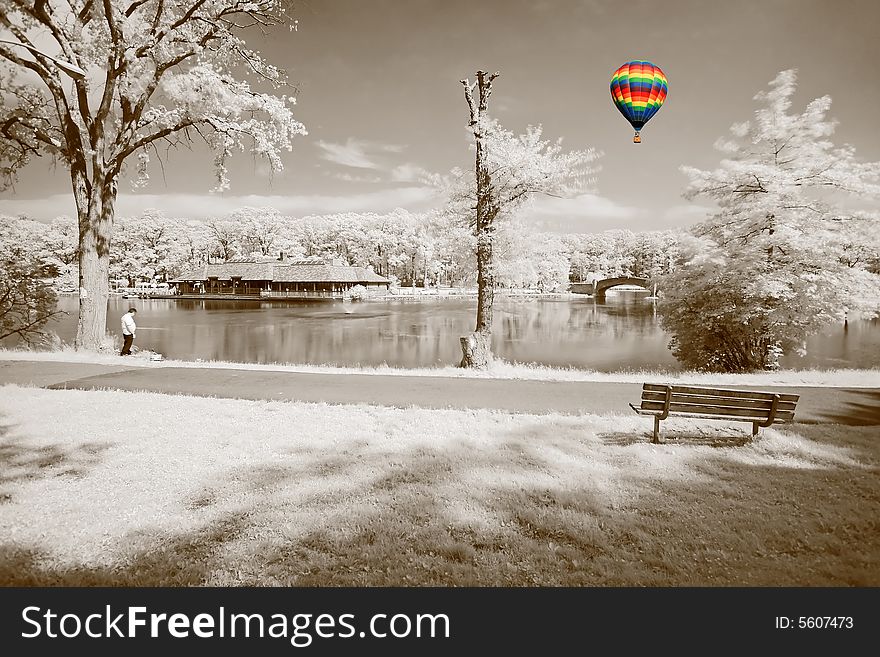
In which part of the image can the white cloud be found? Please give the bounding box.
[520,196,722,233]
[314,138,406,169]
[1,190,711,234]
[327,171,384,183]
[0,188,442,221]
[516,193,643,233]
[390,163,447,187]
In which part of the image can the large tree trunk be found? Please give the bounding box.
[75,179,117,351]
[459,70,498,369]
[460,208,495,368]
[459,332,492,369]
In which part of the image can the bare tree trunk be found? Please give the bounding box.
[463,207,495,367]
[460,70,499,369]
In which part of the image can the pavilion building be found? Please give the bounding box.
[169,257,390,299]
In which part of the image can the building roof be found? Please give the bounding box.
[181,262,274,281]
[354,267,391,284]
[170,261,389,284]
[272,264,355,283]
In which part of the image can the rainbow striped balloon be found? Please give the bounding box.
[610,60,668,143]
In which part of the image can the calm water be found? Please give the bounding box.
[15,292,880,371]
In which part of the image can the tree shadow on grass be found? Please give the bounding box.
[1,415,878,587]
[0,513,249,586]
[617,455,880,585]
[0,412,113,504]
[772,421,880,465]
[247,419,880,586]
[495,419,880,585]
[818,390,880,426]
[0,446,480,586]
[598,420,755,447]
[599,432,755,447]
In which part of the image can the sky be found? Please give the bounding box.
[2,0,879,232]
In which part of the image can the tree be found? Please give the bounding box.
[533,234,571,293]
[110,210,188,283]
[428,209,475,286]
[40,215,79,267]
[43,215,80,289]
[0,1,306,350]
[457,70,599,368]
[0,216,64,344]
[230,206,286,258]
[659,70,880,371]
[564,232,607,282]
[493,219,537,290]
[179,219,212,270]
[205,218,244,262]
[0,257,64,345]
[835,212,880,274]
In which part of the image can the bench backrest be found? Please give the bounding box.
[639,383,799,423]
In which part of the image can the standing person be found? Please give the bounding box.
[120,307,137,355]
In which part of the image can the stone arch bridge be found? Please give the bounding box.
[569,276,657,300]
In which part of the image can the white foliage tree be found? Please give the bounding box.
[457,70,599,367]
[205,217,244,262]
[0,215,65,343]
[110,210,188,283]
[0,1,306,350]
[660,70,880,371]
[493,219,538,290]
[533,234,571,293]
[179,219,213,268]
[43,215,79,265]
[229,206,286,258]
[428,209,475,286]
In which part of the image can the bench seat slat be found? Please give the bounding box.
[641,391,798,411]
[642,383,799,403]
[633,408,791,423]
[639,401,794,421]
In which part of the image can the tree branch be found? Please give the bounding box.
[117,118,199,164]
[125,0,150,17]
[460,78,478,127]
[11,0,83,73]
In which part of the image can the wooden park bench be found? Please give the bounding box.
[630,383,799,444]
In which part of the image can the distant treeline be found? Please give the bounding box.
[1,208,689,291]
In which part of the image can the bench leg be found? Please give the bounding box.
[653,416,661,444]
[752,422,759,437]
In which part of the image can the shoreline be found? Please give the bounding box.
[74,289,588,301]
[2,349,878,388]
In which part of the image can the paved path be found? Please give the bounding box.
[1,360,878,425]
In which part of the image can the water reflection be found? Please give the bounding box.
[9,292,879,371]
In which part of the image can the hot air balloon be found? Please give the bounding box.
[610,60,667,143]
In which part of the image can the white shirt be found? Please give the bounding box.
[121,312,137,336]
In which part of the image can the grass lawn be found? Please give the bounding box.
[1,384,878,586]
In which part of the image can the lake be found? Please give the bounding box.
[13,291,880,371]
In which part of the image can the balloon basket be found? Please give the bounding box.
[633,132,641,143]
